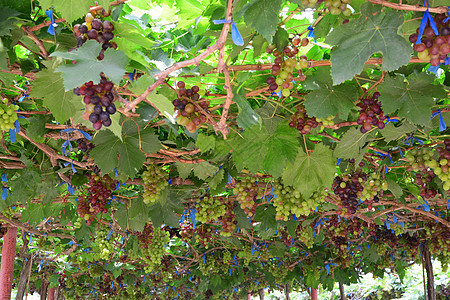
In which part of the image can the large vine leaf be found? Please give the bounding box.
[38,0,111,23]
[51,41,128,91]
[90,127,154,178]
[243,0,282,42]
[303,66,358,119]
[231,122,299,177]
[381,121,417,143]
[0,6,20,36]
[29,65,83,124]
[378,73,446,127]
[282,143,336,198]
[334,128,374,163]
[326,3,412,85]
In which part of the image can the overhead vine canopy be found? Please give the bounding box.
[0,0,449,299]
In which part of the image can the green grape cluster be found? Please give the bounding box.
[140,226,170,273]
[223,251,232,264]
[0,99,19,131]
[316,115,335,131]
[196,196,226,224]
[88,263,104,277]
[142,163,169,205]
[405,147,433,172]
[270,262,289,281]
[296,226,314,249]
[389,222,406,236]
[272,178,303,221]
[219,197,237,237]
[302,0,352,16]
[432,140,450,190]
[233,176,263,217]
[199,255,216,276]
[238,248,253,266]
[360,173,388,203]
[93,227,118,260]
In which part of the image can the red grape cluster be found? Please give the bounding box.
[74,12,116,60]
[195,225,215,248]
[414,171,438,199]
[173,81,210,133]
[356,92,386,133]
[332,169,367,215]
[266,37,309,97]
[409,14,450,66]
[76,174,117,224]
[180,220,194,241]
[73,75,117,130]
[232,176,262,217]
[76,138,94,156]
[435,139,450,190]
[289,105,319,134]
[218,198,237,237]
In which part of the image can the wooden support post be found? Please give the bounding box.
[421,242,436,300]
[258,288,264,300]
[339,282,347,300]
[15,255,33,300]
[0,226,18,300]
[285,284,290,300]
[311,287,318,300]
[48,287,56,300]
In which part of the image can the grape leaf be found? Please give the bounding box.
[326,3,412,85]
[175,0,205,29]
[0,6,20,36]
[208,168,225,191]
[334,127,374,163]
[121,119,162,154]
[303,66,358,119]
[233,91,261,130]
[381,121,417,143]
[90,129,147,178]
[231,122,299,177]
[196,133,216,153]
[282,143,335,198]
[378,73,446,127]
[38,0,110,23]
[29,66,83,124]
[193,162,219,181]
[175,162,193,180]
[51,41,128,90]
[244,0,282,42]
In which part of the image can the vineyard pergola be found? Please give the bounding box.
[0,0,449,299]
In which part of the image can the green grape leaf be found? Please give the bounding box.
[326,3,412,85]
[29,66,83,124]
[303,66,358,119]
[378,73,446,127]
[175,162,193,180]
[193,162,219,180]
[233,91,261,130]
[244,0,282,42]
[38,0,110,23]
[334,127,374,163]
[208,168,224,190]
[0,6,20,36]
[26,116,47,143]
[273,26,289,51]
[90,129,146,178]
[231,122,299,177]
[122,119,162,154]
[51,41,128,90]
[282,143,335,198]
[175,0,206,29]
[196,133,216,153]
[381,121,417,143]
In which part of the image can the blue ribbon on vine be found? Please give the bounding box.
[2,187,8,200]
[189,208,196,229]
[63,161,77,173]
[128,69,136,82]
[336,158,342,165]
[18,93,29,103]
[61,128,92,156]
[375,151,392,173]
[416,0,439,45]
[307,25,316,42]
[431,109,447,132]
[45,9,57,36]
[418,200,430,212]
[9,120,20,143]
[384,116,399,124]
[403,134,424,146]
[213,19,244,46]
[444,10,450,23]
[58,181,75,195]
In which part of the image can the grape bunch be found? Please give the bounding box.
[272,179,304,220]
[265,37,310,97]
[196,196,226,224]
[360,172,388,209]
[405,147,439,198]
[218,197,237,237]
[356,92,387,133]
[180,220,194,241]
[414,171,438,199]
[316,115,335,131]
[138,224,170,273]
[173,81,210,133]
[433,140,450,190]
[302,0,352,16]
[92,227,119,260]
[142,163,169,205]
[296,225,315,249]
[76,174,117,224]
[289,105,319,134]
[0,99,19,131]
[76,138,94,156]
[73,75,117,130]
[332,169,367,215]
[195,225,215,248]
[74,12,116,60]
[233,176,263,217]
[424,221,450,272]
[409,14,450,66]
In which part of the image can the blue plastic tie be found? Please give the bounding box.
[418,200,430,212]
[307,25,317,42]
[271,90,282,97]
[189,208,196,229]
[107,228,113,240]
[2,187,8,200]
[128,69,136,82]
[416,0,439,45]
[45,10,56,35]
[18,93,29,102]
[1,174,7,182]
[63,161,76,173]
[398,147,404,158]
[431,109,447,132]
[336,158,342,166]
[213,19,244,46]
[385,116,399,124]
[403,134,424,146]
